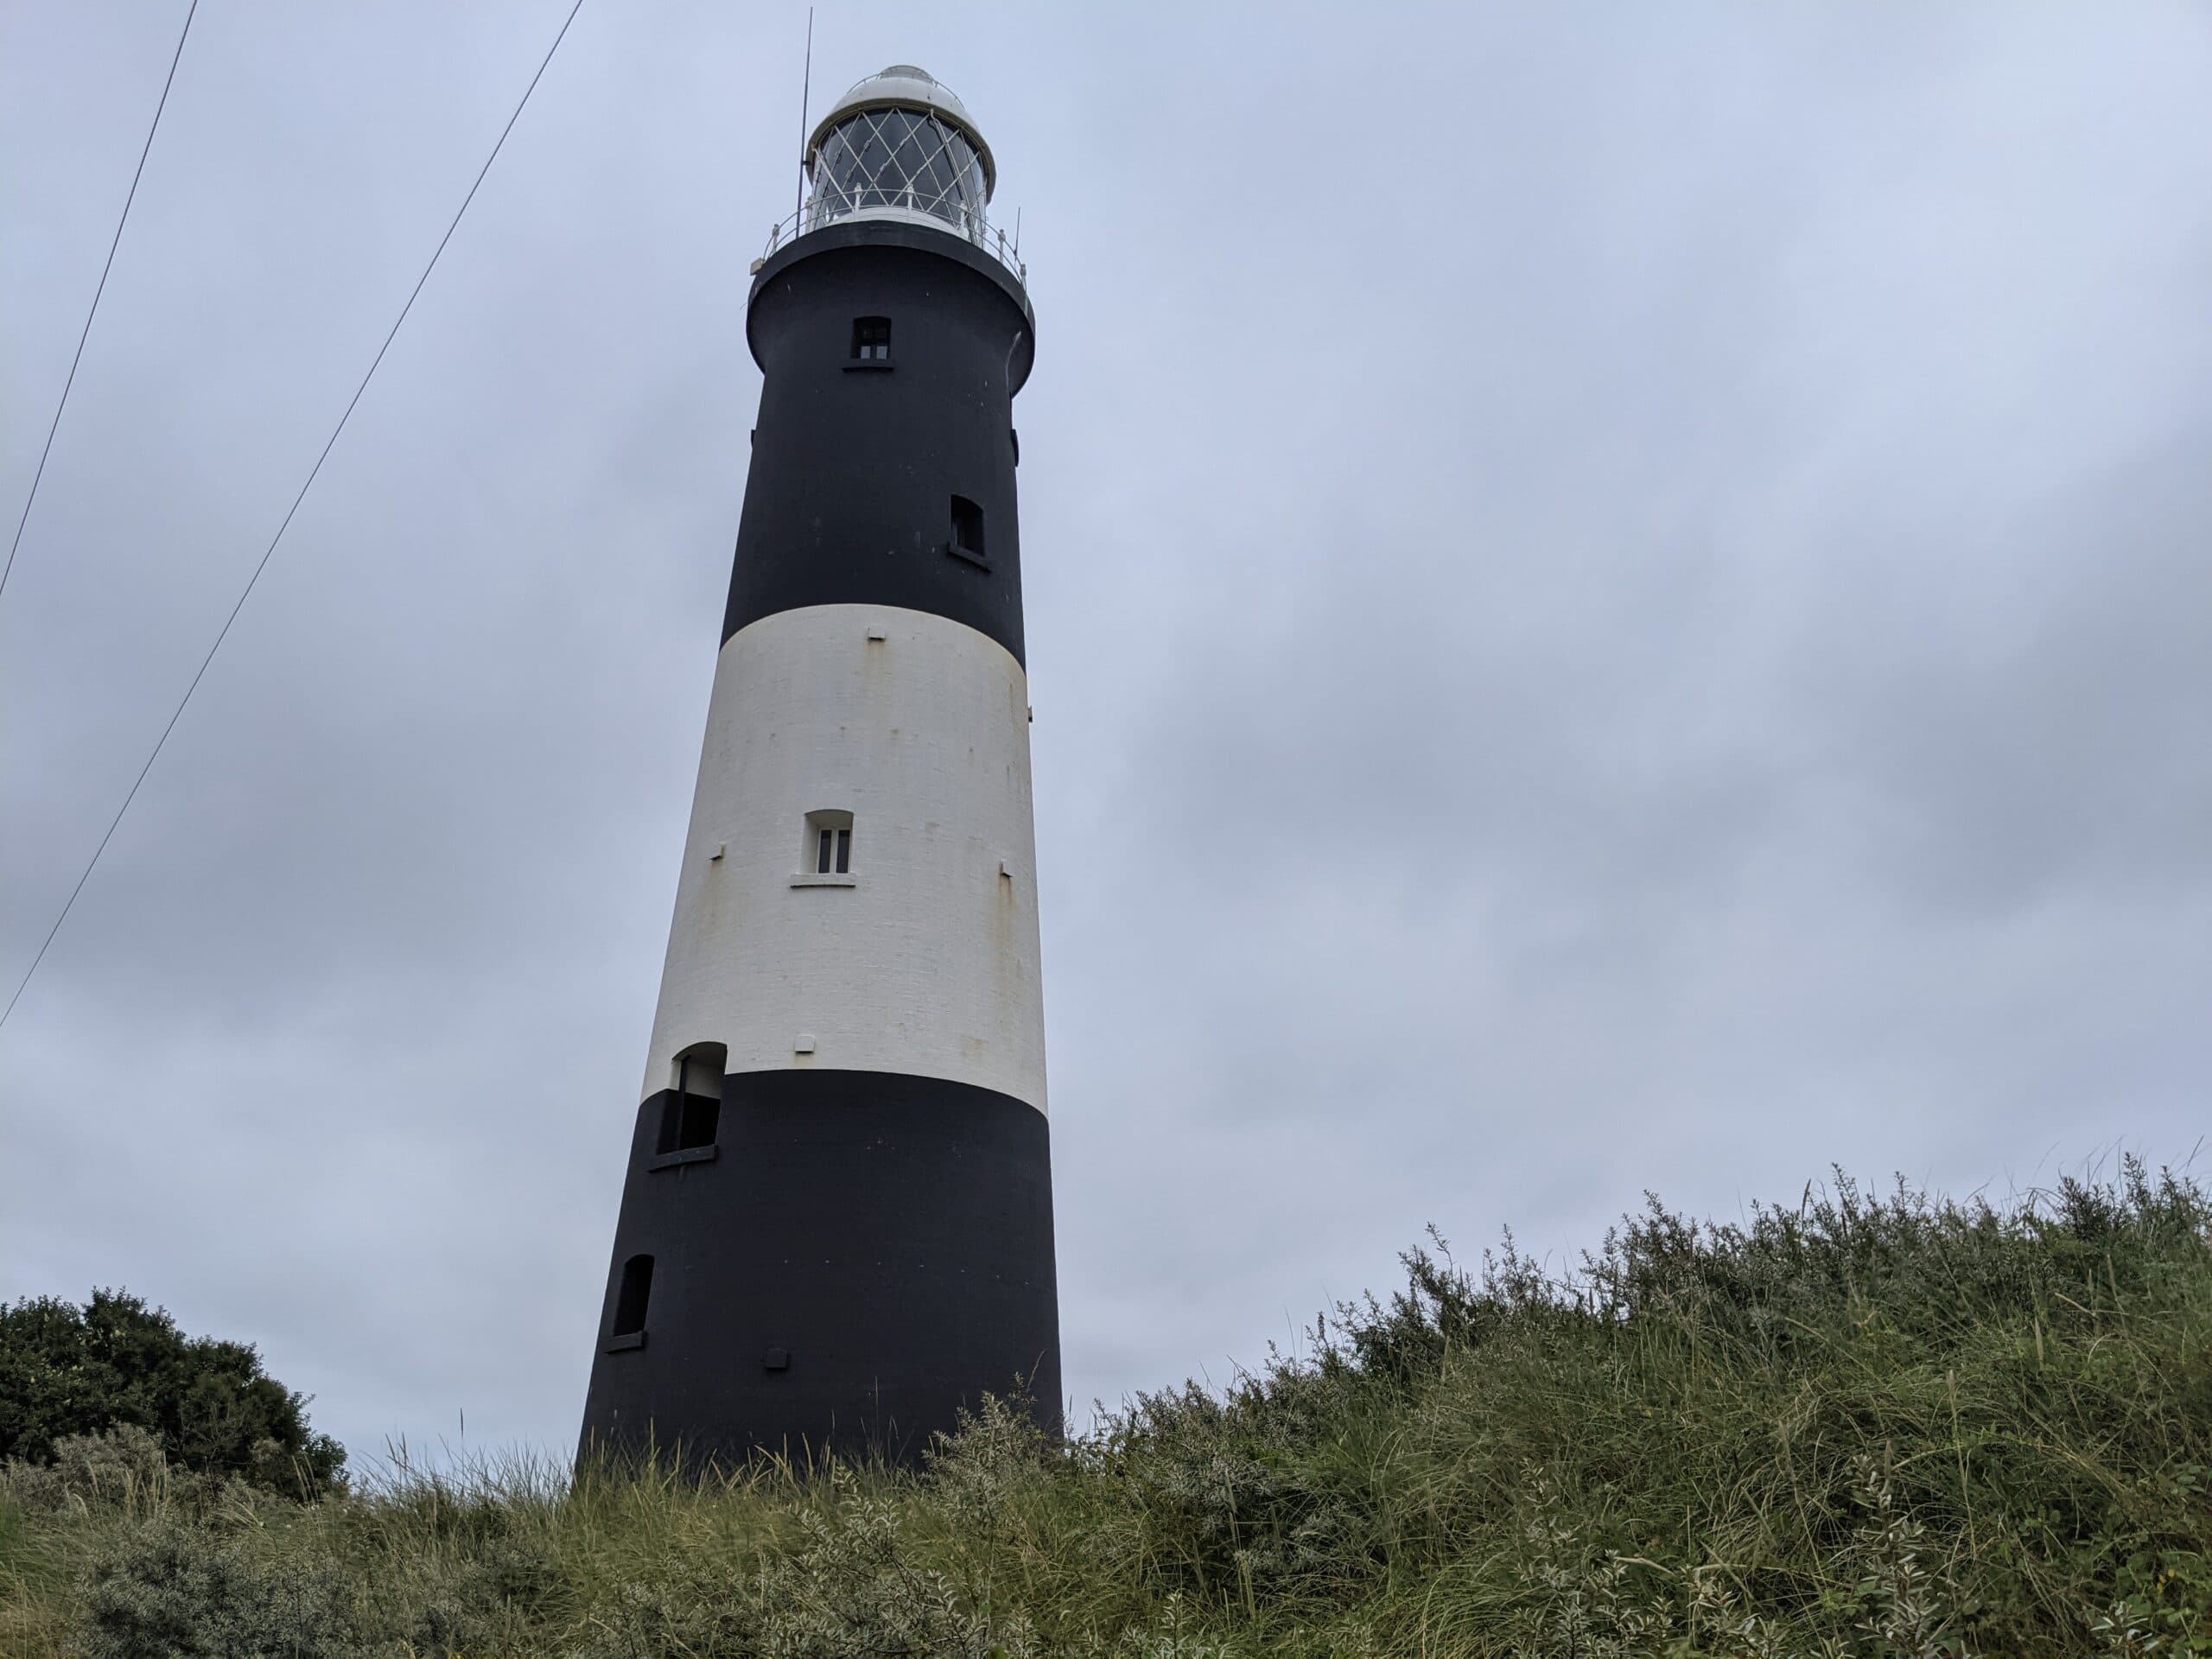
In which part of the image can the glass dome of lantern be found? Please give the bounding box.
[757,65,1025,289]
[803,67,996,239]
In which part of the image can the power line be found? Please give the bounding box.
[0,0,199,603]
[0,0,588,1034]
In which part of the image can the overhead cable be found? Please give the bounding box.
[0,0,200,602]
[0,0,588,1033]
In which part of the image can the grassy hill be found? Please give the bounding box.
[3,1161,2208,1656]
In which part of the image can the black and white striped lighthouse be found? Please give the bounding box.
[578,66,1058,1466]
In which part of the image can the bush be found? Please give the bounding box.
[0,1289,343,1494]
[78,1523,355,1659]
[0,1425,171,1516]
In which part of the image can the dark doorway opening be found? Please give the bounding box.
[658,1044,725,1154]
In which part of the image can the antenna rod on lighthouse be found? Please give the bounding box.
[794,9,814,226]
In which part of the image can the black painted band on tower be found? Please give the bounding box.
[725,220,1035,664]
[584,1071,1058,1469]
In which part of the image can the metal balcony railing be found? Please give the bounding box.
[755,201,1027,293]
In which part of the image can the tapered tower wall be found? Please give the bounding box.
[579,92,1058,1467]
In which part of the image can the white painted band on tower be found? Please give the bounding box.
[642,601,1047,1114]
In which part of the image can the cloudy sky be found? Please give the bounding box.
[4,2,2208,1465]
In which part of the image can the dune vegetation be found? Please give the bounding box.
[3,1160,2208,1656]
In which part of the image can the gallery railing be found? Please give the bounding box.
[755,201,1027,293]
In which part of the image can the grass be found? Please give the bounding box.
[3,1160,2208,1656]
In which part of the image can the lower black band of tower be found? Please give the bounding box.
[578,1070,1060,1471]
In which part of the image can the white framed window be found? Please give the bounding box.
[798,810,855,883]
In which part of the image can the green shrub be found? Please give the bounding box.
[0,1426,171,1517]
[0,1291,343,1494]
[78,1523,354,1659]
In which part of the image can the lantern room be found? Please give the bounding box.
[804,65,995,239]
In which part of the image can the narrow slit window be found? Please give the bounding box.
[950,494,985,559]
[814,826,853,874]
[612,1254,653,1337]
[658,1043,724,1154]
[851,316,891,360]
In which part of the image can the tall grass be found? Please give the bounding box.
[3,1161,2207,1656]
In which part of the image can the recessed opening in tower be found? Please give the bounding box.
[612,1254,653,1338]
[658,1042,724,1154]
[804,809,854,875]
[950,494,985,561]
[851,316,891,359]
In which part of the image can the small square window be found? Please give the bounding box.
[800,810,855,881]
[851,316,891,360]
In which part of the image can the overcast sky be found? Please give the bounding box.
[4,2,2208,1466]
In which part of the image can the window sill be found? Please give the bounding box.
[649,1146,718,1171]
[791,874,856,889]
[842,359,894,372]
[602,1332,645,1354]
[944,543,992,571]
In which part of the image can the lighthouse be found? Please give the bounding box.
[579,66,1058,1466]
